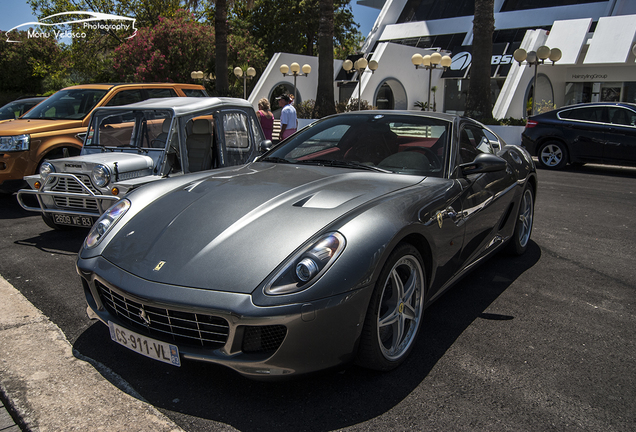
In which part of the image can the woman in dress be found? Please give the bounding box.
[257,98,274,140]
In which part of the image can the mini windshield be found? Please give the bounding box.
[265,113,450,177]
[86,109,173,149]
[23,89,107,120]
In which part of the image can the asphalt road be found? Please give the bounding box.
[1,164,635,431]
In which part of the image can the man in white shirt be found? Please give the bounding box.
[277,94,297,140]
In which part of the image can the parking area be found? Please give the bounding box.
[0,164,634,431]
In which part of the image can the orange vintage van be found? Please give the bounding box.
[0,83,207,192]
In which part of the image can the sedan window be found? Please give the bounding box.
[560,107,604,122]
[608,108,635,126]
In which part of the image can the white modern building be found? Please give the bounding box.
[249,0,636,121]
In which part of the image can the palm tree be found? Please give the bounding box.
[314,0,337,117]
[465,0,494,121]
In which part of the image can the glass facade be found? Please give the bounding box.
[500,0,604,12]
[564,82,636,106]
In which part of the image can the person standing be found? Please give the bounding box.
[277,94,297,140]
[257,98,274,140]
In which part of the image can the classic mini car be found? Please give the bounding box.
[77,111,537,379]
[522,102,636,170]
[0,82,206,193]
[18,97,269,229]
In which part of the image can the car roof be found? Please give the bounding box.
[329,110,458,122]
[558,102,636,110]
[91,97,254,116]
[60,83,205,91]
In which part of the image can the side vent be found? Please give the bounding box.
[293,195,314,207]
[499,202,515,231]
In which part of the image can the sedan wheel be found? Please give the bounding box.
[538,141,567,170]
[507,183,534,256]
[356,244,425,370]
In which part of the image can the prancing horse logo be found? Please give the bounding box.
[139,308,151,326]
[154,261,166,271]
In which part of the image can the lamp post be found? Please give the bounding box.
[191,71,214,81]
[342,57,379,111]
[233,66,256,99]
[279,62,311,104]
[513,46,562,116]
[411,52,452,111]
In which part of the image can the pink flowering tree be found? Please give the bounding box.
[113,10,215,83]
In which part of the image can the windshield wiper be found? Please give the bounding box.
[260,156,295,164]
[295,159,391,173]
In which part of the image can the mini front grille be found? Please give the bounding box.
[97,281,230,348]
[50,175,101,210]
[242,325,287,353]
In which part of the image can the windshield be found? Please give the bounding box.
[23,89,107,120]
[265,113,450,177]
[86,109,173,149]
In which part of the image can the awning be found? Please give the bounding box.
[584,15,636,64]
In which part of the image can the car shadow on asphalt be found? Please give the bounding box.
[72,241,541,432]
[14,228,88,255]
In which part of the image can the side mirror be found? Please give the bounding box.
[460,153,507,176]
[260,139,273,153]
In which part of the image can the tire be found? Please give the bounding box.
[356,243,426,371]
[41,213,72,231]
[506,183,534,256]
[537,141,568,170]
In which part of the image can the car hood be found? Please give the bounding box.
[101,162,424,293]
[49,152,154,175]
[0,118,83,135]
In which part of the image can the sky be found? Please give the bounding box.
[0,0,381,38]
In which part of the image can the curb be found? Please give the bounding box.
[0,274,184,432]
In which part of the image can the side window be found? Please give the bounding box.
[459,124,491,163]
[608,108,635,126]
[183,89,208,97]
[250,115,264,144]
[483,129,502,151]
[564,107,604,122]
[105,90,145,107]
[223,112,252,165]
[146,88,177,99]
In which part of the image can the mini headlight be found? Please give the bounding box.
[0,134,30,152]
[39,161,55,181]
[85,199,130,249]
[91,164,111,187]
[265,232,345,295]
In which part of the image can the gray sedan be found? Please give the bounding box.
[77,111,537,379]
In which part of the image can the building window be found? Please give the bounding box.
[398,0,474,22]
[500,0,601,12]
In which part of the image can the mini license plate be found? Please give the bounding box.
[108,321,181,367]
[52,213,95,227]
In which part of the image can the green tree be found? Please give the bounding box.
[232,0,360,59]
[465,0,494,121]
[314,0,336,117]
[0,30,68,97]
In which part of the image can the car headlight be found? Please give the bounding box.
[264,232,345,295]
[0,134,30,152]
[85,199,130,249]
[39,161,55,181]
[91,164,111,187]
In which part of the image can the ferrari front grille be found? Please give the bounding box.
[96,281,230,348]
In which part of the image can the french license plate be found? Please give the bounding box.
[108,321,181,367]
[52,213,95,227]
